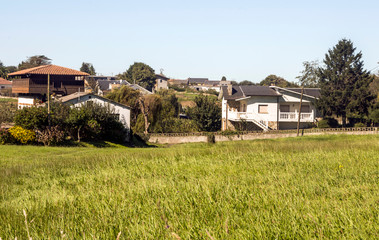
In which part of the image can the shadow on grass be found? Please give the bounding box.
[58,134,158,148]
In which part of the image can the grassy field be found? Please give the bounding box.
[0,134,378,239]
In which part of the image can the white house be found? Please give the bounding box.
[219,85,321,131]
[59,92,131,139]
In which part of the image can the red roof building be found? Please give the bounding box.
[9,65,89,96]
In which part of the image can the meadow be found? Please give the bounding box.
[0,134,378,239]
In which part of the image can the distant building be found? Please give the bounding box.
[97,80,128,96]
[153,74,169,93]
[168,79,188,86]
[0,77,12,90]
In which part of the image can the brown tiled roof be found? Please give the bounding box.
[8,65,90,76]
[0,78,12,85]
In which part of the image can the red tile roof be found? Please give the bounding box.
[0,78,12,85]
[8,65,90,76]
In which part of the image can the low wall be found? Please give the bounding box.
[147,127,378,144]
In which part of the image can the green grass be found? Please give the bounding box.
[0,97,17,102]
[0,134,378,239]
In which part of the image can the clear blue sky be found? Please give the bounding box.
[1,0,379,83]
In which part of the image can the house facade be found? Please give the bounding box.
[9,65,88,108]
[220,85,320,131]
[0,78,12,90]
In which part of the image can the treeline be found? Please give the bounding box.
[106,87,221,134]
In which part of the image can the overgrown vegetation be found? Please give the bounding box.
[0,134,378,238]
[2,102,128,145]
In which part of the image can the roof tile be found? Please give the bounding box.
[8,65,90,76]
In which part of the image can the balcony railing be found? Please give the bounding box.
[279,111,313,122]
[227,111,314,122]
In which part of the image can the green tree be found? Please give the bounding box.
[317,39,375,126]
[18,55,51,70]
[0,61,7,79]
[106,86,142,130]
[80,62,96,75]
[118,62,156,91]
[239,80,255,85]
[187,95,221,132]
[260,74,299,87]
[296,60,320,87]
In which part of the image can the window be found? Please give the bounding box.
[280,105,290,112]
[301,105,310,113]
[258,105,268,114]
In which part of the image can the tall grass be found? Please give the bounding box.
[0,134,378,239]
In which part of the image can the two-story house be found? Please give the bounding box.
[219,85,321,131]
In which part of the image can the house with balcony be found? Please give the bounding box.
[9,65,89,109]
[219,85,321,131]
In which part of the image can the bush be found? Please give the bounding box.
[169,85,186,92]
[0,128,15,144]
[318,118,339,128]
[66,102,128,142]
[0,101,17,124]
[155,118,199,133]
[354,122,366,127]
[8,126,35,144]
[36,126,65,146]
[14,107,48,130]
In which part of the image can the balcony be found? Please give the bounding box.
[279,111,313,122]
[227,111,314,122]
[12,78,84,95]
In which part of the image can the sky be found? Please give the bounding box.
[1,0,379,83]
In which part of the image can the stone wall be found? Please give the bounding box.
[147,128,378,144]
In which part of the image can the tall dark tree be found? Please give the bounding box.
[296,60,320,87]
[317,39,375,126]
[118,62,156,91]
[80,62,96,75]
[18,55,51,70]
[187,95,221,132]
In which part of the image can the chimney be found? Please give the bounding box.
[227,84,232,95]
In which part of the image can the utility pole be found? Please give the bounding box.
[47,74,50,126]
[297,86,304,137]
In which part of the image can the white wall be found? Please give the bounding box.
[70,95,131,130]
[18,96,35,109]
[244,96,279,122]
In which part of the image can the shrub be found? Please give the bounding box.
[155,118,199,133]
[14,107,48,130]
[318,118,339,128]
[8,126,35,144]
[66,102,128,142]
[0,128,15,144]
[36,126,65,146]
[354,122,366,127]
[0,102,17,124]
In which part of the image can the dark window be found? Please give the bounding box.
[280,105,290,112]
